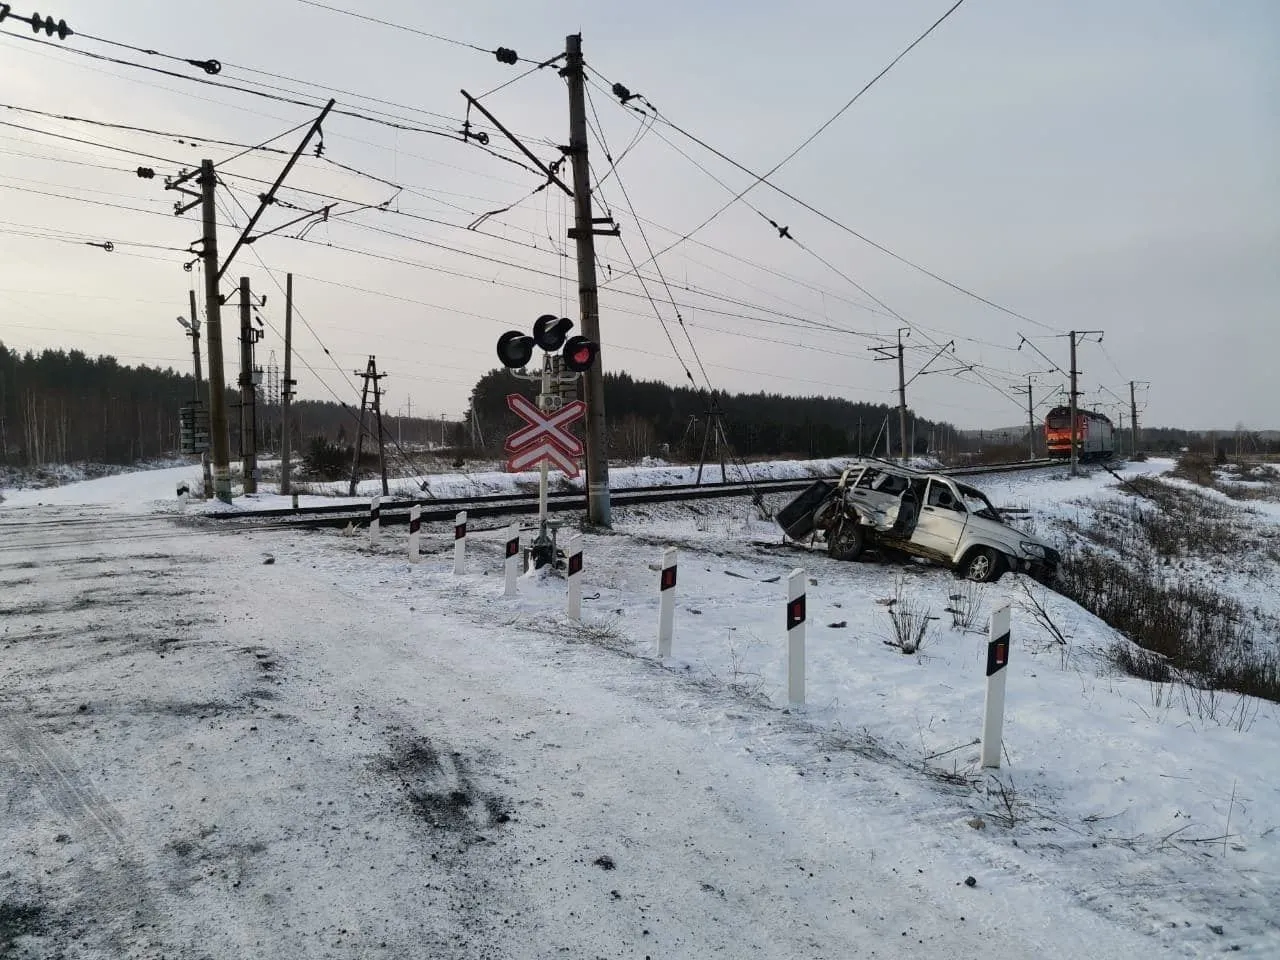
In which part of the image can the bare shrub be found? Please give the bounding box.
[945,580,987,632]
[1061,546,1280,702]
[1015,578,1069,647]
[1171,452,1216,488]
[882,578,936,654]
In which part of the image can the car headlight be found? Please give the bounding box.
[1020,541,1047,559]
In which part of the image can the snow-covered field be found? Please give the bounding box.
[2,458,1277,957]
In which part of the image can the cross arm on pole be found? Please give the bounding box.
[217,99,336,282]
[461,90,574,197]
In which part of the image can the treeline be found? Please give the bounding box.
[7,342,1269,468]
[0,343,446,466]
[0,343,200,464]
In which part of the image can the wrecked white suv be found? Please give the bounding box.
[777,462,1059,583]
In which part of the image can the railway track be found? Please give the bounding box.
[196,457,1064,531]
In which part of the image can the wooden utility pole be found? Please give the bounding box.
[280,272,295,496]
[198,159,233,504]
[566,33,615,526]
[237,277,258,494]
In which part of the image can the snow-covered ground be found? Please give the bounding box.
[2,457,1277,957]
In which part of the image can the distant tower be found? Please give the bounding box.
[267,351,281,409]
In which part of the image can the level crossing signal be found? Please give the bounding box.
[496,315,598,372]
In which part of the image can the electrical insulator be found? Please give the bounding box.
[30,13,72,39]
[494,47,518,65]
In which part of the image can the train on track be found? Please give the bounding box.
[1044,406,1114,461]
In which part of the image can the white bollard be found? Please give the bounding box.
[369,495,381,548]
[504,524,520,598]
[657,547,677,658]
[453,511,467,575]
[981,603,1012,768]
[566,533,583,621]
[408,504,421,562]
[786,568,807,706]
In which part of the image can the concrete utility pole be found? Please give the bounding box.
[1130,380,1141,455]
[237,276,258,494]
[350,360,371,496]
[897,331,908,460]
[373,375,389,497]
[1068,330,1080,477]
[187,290,203,398]
[279,272,295,496]
[869,327,910,461]
[1021,374,1036,461]
[1065,329,1104,476]
[198,159,233,504]
[566,33,613,527]
[183,289,213,499]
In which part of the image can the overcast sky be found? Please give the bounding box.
[0,0,1275,431]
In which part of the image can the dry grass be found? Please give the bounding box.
[1054,475,1280,703]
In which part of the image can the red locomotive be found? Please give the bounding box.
[1044,406,1114,461]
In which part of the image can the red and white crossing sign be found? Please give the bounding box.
[504,393,585,477]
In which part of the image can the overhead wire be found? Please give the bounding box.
[2,32,538,191]
[5,101,913,350]
[0,29,537,176]
[625,0,966,247]
[295,0,531,59]
[216,188,439,485]
[587,65,1061,334]
[585,77,1037,415]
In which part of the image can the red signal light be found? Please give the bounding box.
[562,335,598,372]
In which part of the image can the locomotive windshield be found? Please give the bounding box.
[1046,409,1072,428]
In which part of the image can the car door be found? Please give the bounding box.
[910,479,968,559]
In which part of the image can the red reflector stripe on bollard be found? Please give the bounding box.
[455,523,466,540]
[986,632,1010,676]
[660,566,677,591]
[786,595,806,631]
[568,552,583,577]
[505,537,520,559]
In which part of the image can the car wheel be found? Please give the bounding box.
[827,521,864,562]
[962,547,1002,583]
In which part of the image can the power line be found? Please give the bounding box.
[216,190,436,482]
[0,27,533,175]
[590,69,1061,334]
[616,0,967,249]
[2,33,538,190]
[295,0,527,59]
[584,84,708,389]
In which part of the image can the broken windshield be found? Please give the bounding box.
[957,484,1001,521]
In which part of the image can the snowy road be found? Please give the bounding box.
[0,501,1261,957]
